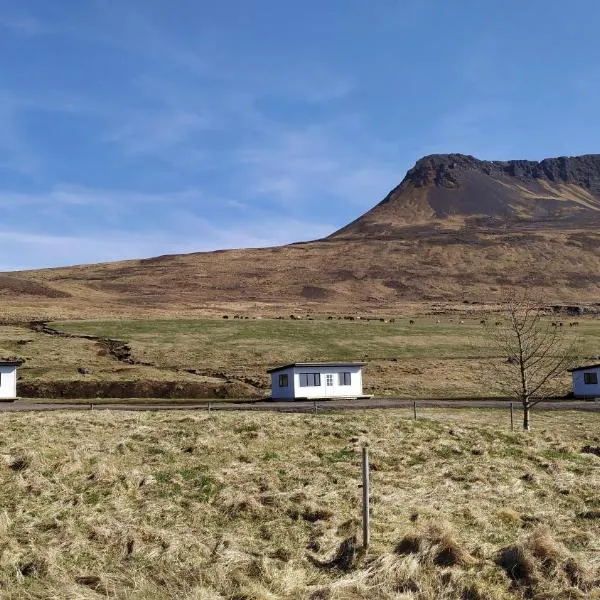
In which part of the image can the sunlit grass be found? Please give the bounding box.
[0,408,598,598]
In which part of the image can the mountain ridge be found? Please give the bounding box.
[332,153,600,238]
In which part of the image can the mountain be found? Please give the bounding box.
[333,153,600,238]
[3,153,600,320]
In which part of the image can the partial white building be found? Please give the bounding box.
[268,362,367,400]
[569,363,600,399]
[0,360,23,400]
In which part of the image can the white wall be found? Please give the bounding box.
[291,365,363,399]
[572,369,600,398]
[0,366,17,399]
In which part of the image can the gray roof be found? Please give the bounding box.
[568,363,600,372]
[267,361,367,374]
[0,360,23,367]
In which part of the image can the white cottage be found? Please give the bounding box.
[0,360,23,400]
[268,362,367,400]
[568,363,600,399]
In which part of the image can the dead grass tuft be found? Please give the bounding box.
[394,532,422,555]
[308,535,358,572]
[8,455,30,472]
[581,445,600,457]
[17,557,47,578]
[496,527,593,596]
[460,583,490,600]
[577,510,600,520]
[528,526,565,570]
[394,524,472,568]
[433,533,471,567]
[75,575,105,592]
[496,543,537,586]
[302,505,334,523]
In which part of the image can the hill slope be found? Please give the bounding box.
[3,153,600,319]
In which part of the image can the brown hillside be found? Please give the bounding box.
[3,153,600,319]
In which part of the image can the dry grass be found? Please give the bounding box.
[2,223,600,323]
[0,408,598,598]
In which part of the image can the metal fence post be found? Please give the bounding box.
[362,444,370,549]
[510,402,514,431]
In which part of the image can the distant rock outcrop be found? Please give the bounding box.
[405,153,600,190]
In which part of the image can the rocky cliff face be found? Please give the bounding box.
[402,153,600,192]
[332,153,600,238]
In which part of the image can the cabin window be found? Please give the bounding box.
[299,373,321,387]
[278,374,288,387]
[339,372,351,386]
[584,372,598,385]
[326,374,334,386]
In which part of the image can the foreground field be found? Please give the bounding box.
[4,316,597,398]
[0,408,599,599]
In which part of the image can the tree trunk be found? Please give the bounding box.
[522,403,531,431]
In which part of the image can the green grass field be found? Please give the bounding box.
[51,316,600,398]
[2,316,599,398]
[54,315,600,361]
[0,408,598,599]
[55,317,493,362]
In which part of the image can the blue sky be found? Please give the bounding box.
[2,0,600,270]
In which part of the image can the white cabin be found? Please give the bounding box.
[0,360,22,400]
[569,363,600,399]
[268,362,367,400]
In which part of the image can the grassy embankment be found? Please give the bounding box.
[0,408,598,598]
[2,316,597,398]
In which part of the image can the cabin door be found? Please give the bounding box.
[325,373,334,397]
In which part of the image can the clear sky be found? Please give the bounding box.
[2,0,600,270]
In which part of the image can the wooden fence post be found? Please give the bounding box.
[413,401,417,421]
[362,444,370,549]
[313,401,317,415]
[510,402,514,431]
[208,402,212,413]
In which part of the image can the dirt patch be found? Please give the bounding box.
[582,445,600,457]
[19,379,259,399]
[0,275,71,298]
[301,285,329,300]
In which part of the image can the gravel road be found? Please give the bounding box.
[1,398,598,413]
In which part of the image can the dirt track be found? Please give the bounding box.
[2,398,599,413]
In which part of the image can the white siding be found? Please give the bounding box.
[0,366,17,399]
[572,368,600,398]
[270,365,363,400]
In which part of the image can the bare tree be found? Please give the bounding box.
[485,292,578,430]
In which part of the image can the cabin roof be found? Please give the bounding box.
[0,360,23,367]
[267,362,367,374]
[568,363,600,372]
